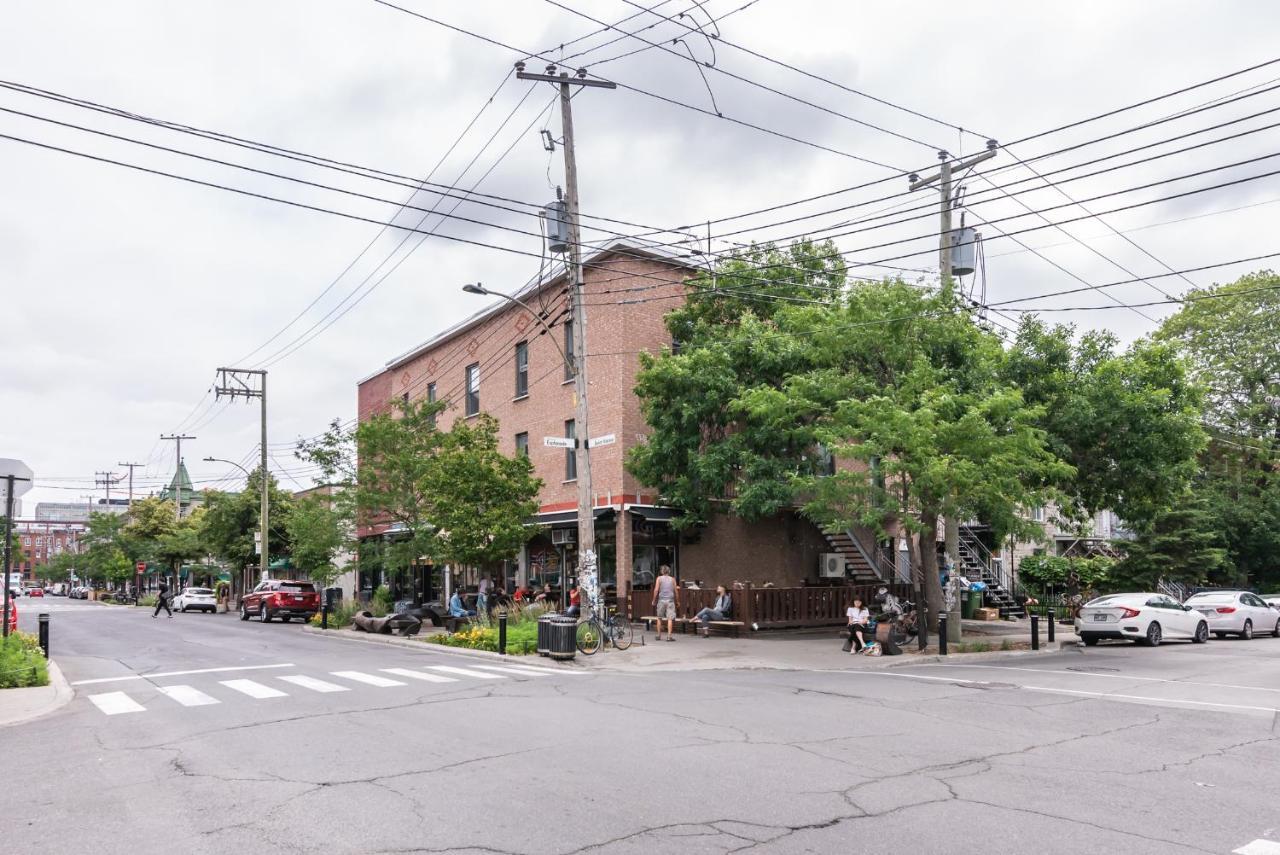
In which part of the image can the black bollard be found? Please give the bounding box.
[1047,608,1056,643]
[321,602,329,630]
[1031,614,1040,651]
[498,610,508,656]
[938,613,948,656]
[37,613,49,659]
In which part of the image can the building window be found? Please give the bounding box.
[515,341,529,398]
[564,419,577,480]
[515,432,529,457]
[1030,505,1045,522]
[465,364,480,417]
[870,455,885,491]
[563,318,575,381]
[401,392,409,407]
[426,382,437,427]
[816,444,835,477]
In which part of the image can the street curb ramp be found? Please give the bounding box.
[0,660,74,728]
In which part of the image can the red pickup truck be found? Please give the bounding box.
[239,580,319,623]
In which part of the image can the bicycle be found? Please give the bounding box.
[575,605,634,654]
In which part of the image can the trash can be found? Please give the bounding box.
[536,613,556,657]
[547,615,578,661]
[963,589,981,620]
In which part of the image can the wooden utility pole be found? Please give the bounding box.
[117,462,143,508]
[910,142,998,641]
[515,62,614,616]
[214,368,268,583]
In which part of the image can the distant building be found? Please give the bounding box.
[13,519,85,581]
[35,499,128,523]
[157,460,203,516]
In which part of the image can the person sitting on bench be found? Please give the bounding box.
[694,586,732,637]
[843,597,871,652]
[449,590,476,618]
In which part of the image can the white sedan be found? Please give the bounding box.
[1076,593,1209,647]
[173,587,217,614]
[1185,590,1280,639]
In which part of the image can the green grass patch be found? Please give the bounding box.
[0,631,48,689]
[423,602,551,655]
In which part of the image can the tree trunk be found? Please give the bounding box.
[919,511,943,635]
[905,531,928,649]
[944,513,962,643]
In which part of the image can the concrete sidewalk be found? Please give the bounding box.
[0,660,74,727]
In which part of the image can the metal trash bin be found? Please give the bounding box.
[963,589,981,620]
[547,615,578,661]
[536,613,557,657]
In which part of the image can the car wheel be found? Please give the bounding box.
[1273,619,1280,639]
[239,604,249,621]
[1144,622,1162,647]
[1193,621,1209,644]
[180,606,187,613]
[1241,620,1253,640]
[1082,635,1099,647]
[260,603,272,623]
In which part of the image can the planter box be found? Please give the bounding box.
[974,607,1001,621]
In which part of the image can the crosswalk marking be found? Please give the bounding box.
[278,675,349,693]
[156,685,220,707]
[1235,841,1280,855]
[221,679,288,699]
[478,662,584,675]
[469,665,550,678]
[381,668,458,683]
[425,665,506,680]
[88,692,146,715]
[331,671,405,688]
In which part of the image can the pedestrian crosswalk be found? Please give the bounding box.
[83,661,580,716]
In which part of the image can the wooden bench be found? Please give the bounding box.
[444,616,475,633]
[641,616,747,638]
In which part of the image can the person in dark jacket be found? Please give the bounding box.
[154,581,173,618]
[694,586,732,637]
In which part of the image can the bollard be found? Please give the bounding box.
[321,602,329,630]
[37,613,49,659]
[498,610,508,656]
[1031,614,1040,651]
[1047,608,1055,643]
[938,613,948,655]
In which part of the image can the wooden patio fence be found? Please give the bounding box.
[623,582,913,630]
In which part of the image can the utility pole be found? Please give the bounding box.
[515,62,614,617]
[117,462,144,508]
[160,435,196,521]
[95,470,121,511]
[214,368,268,583]
[910,141,999,643]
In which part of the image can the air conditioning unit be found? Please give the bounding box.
[818,553,847,578]
[551,529,576,546]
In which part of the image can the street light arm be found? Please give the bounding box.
[203,456,252,479]
[461,283,569,364]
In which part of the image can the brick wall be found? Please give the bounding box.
[681,512,831,588]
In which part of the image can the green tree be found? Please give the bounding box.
[155,508,208,584]
[1110,496,1231,590]
[79,511,134,585]
[286,492,348,590]
[199,469,294,573]
[2,519,25,569]
[124,496,177,543]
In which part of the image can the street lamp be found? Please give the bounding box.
[203,456,252,479]
[461,282,569,363]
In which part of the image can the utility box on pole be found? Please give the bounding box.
[544,200,570,254]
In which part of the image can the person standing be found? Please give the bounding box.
[153,580,173,619]
[477,576,491,615]
[694,586,732,637]
[651,565,679,641]
[843,597,870,652]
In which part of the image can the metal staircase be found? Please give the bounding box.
[957,525,1025,619]
[821,527,887,585]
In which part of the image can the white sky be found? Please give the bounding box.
[4,0,1279,507]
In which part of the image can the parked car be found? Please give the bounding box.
[239,580,319,623]
[1185,590,1280,639]
[1076,592,1209,647]
[173,587,216,613]
[25,588,43,598]
[1262,594,1280,609]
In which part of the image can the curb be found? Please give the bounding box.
[299,625,590,669]
[0,660,74,728]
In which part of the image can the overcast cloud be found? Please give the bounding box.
[4,0,1279,507]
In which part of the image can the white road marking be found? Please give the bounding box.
[88,692,146,715]
[381,668,458,683]
[913,663,1280,695]
[220,679,288,699]
[425,665,506,680]
[72,663,294,686]
[468,665,551,677]
[331,671,406,687]
[156,685,220,707]
[278,675,349,693]
[472,662,585,676]
[1235,840,1280,854]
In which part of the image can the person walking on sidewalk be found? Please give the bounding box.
[842,598,870,652]
[652,565,679,641]
[694,586,732,637]
[153,581,173,619]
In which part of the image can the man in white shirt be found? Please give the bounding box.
[843,597,871,653]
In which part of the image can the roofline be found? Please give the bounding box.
[363,239,696,382]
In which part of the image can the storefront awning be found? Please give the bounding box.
[530,507,617,526]
[626,505,679,522]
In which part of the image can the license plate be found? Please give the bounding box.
[292,596,302,602]
[1092,614,1108,622]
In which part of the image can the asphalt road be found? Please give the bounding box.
[5,598,1280,855]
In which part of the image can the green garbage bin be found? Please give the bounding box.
[963,589,981,620]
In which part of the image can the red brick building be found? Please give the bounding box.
[14,520,84,581]
[356,241,875,603]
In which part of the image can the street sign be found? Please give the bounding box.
[136,562,146,573]
[0,458,34,499]
[253,530,262,556]
[543,436,575,449]
[588,434,616,449]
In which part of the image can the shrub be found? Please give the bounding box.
[139,594,158,608]
[423,605,543,655]
[308,599,364,629]
[371,585,393,617]
[0,631,49,689]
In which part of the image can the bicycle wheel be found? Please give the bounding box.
[608,615,634,650]
[575,619,602,655]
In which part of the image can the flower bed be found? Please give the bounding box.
[0,631,49,689]
[424,603,548,654]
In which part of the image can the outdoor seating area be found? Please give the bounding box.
[626,582,912,632]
